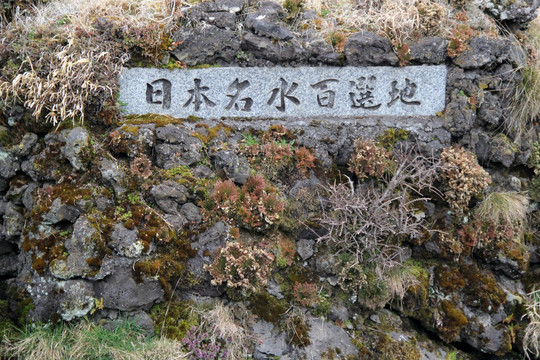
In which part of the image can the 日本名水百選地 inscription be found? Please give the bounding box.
[119,66,447,119]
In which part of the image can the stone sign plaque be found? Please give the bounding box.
[119,66,447,119]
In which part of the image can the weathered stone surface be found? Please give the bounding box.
[151,181,188,213]
[297,238,314,261]
[211,150,250,184]
[43,198,80,225]
[409,37,447,64]
[58,280,95,321]
[0,150,19,179]
[488,134,519,167]
[345,31,399,66]
[443,97,476,137]
[245,13,293,40]
[110,223,145,258]
[452,37,525,69]
[155,126,203,169]
[241,32,307,62]
[485,0,540,23]
[181,202,202,223]
[50,217,99,280]
[172,26,241,66]
[293,316,358,359]
[253,320,289,359]
[12,132,39,157]
[62,127,90,171]
[3,204,24,241]
[94,257,164,311]
[119,66,447,118]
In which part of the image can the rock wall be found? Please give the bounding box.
[1,0,540,359]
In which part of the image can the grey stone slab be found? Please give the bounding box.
[119,66,447,119]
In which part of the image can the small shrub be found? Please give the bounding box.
[130,155,152,179]
[205,241,275,296]
[447,23,474,57]
[294,146,316,175]
[292,282,320,307]
[348,138,392,180]
[439,146,491,214]
[182,326,229,360]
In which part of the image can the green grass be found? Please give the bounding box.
[0,320,188,360]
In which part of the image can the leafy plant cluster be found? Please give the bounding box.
[439,146,491,214]
[348,137,392,179]
[241,125,316,177]
[202,175,285,232]
[205,240,275,296]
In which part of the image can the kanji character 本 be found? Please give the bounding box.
[387,78,421,107]
[268,78,300,112]
[311,79,338,108]
[183,78,216,111]
[146,79,172,109]
[349,76,381,110]
[225,78,253,111]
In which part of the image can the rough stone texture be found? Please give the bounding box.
[345,31,399,66]
[485,0,540,23]
[297,239,315,261]
[0,150,20,179]
[43,198,81,225]
[211,150,251,184]
[409,37,448,64]
[172,26,241,66]
[293,316,359,359]
[62,127,90,171]
[253,320,289,359]
[488,134,519,167]
[3,203,24,241]
[452,37,525,69]
[12,132,39,157]
[245,13,293,40]
[50,217,99,280]
[181,202,203,223]
[59,280,95,321]
[110,223,145,258]
[241,32,307,63]
[119,66,447,118]
[155,126,203,169]
[443,97,476,137]
[151,181,187,214]
[94,257,164,311]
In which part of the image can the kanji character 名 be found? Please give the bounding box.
[183,78,216,111]
[349,76,381,110]
[311,79,339,108]
[268,78,300,112]
[146,79,172,109]
[387,78,421,107]
[225,78,253,111]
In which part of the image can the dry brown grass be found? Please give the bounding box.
[475,192,528,235]
[523,289,540,360]
[0,0,180,126]
[507,17,540,139]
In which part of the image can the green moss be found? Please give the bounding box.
[150,300,199,340]
[460,263,506,313]
[440,300,468,342]
[287,314,311,347]
[248,291,287,324]
[377,128,411,151]
[121,114,184,127]
[434,264,466,293]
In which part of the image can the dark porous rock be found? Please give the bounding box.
[155,126,203,169]
[477,92,502,129]
[22,183,39,212]
[98,158,125,195]
[211,150,250,184]
[241,32,307,63]
[0,150,20,180]
[110,223,144,258]
[3,204,24,241]
[49,217,99,280]
[59,280,95,321]
[452,37,525,70]
[245,13,293,41]
[150,181,188,214]
[409,37,447,64]
[94,257,164,311]
[206,12,236,29]
[43,198,80,225]
[189,0,246,13]
[188,221,227,296]
[0,240,15,255]
[345,31,399,66]
[329,302,350,324]
[266,279,284,299]
[485,0,540,23]
[163,213,188,230]
[181,202,202,223]
[296,238,315,261]
[193,164,214,179]
[25,275,62,322]
[468,129,491,165]
[443,97,476,137]
[258,0,287,18]
[12,132,39,157]
[292,316,359,359]
[6,183,28,205]
[304,36,342,65]
[172,26,241,66]
[488,133,519,167]
[0,254,18,277]
[62,127,90,171]
[253,320,289,359]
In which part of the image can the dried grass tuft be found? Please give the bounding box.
[523,289,540,360]
[475,192,528,231]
